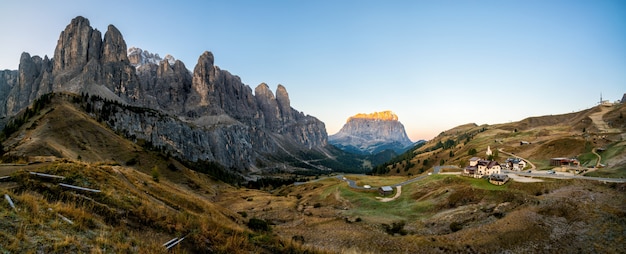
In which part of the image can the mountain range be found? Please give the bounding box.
[1,16,625,254]
[0,16,337,178]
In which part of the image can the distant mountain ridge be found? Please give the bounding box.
[329,110,415,155]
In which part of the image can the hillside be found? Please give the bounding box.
[1,93,624,253]
[376,103,626,177]
[218,174,625,253]
[1,94,140,164]
[0,94,322,253]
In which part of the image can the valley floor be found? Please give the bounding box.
[217,172,626,253]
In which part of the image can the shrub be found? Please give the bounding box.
[125,157,138,166]
[291,235,305,244]
[237,211,248,218]
[247,218,271,232]
[151,166,160,182]
[167,163,178,171]
[450,221,463,232]
[383,221,407,236]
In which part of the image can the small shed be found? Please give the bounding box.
[489,174,509,186]
[379,186,394,196]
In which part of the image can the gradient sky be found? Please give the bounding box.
[1,0,625,141]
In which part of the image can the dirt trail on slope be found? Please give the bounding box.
[589,106,621,134]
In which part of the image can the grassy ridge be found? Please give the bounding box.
[0,161,325,253]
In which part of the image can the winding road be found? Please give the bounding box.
[503,169,626,183]
[295,161,626,191]
[591,148,602,168]
[334,165,457,190]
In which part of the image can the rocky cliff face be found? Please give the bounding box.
[0,70,19,116]
[329,111,414,155]
[0,16,328,175]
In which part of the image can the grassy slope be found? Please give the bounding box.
[0,94,322,253]
[1,94,625,253]
[1,160,329,253]
[218,174,626,253]
[381,104,625,177]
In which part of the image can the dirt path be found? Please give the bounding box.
[592,148,602,168]
[376,186,402,202]
[589,106,621,134]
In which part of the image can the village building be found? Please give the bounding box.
[550,158,580,167]
[505,158,527,171]
[489,174,509,185]
[462,147,507,185]
[379,186,394,196]
[469,157,481,166]
[463,159,501,178]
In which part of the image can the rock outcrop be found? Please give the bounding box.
[0,70,19,116]
[0,16,329,175]
[329,111,414,155]
[4,53,53,116]
[128,47,176,68]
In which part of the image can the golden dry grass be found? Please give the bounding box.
[0,160,325,253]
[216,173,626,253]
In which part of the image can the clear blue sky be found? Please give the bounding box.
[1,0,625,140]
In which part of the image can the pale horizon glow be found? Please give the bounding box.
[1,1,625,141]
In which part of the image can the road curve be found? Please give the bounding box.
[333,165,458,190]
[592,148,602,168]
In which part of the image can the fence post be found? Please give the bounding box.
[4,194,16,210]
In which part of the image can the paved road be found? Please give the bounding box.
[503,170,626,183]
[334,165,459,189]
[295,164,625,190]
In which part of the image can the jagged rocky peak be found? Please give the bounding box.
[276,84,290,107]
[255,83,275,100]
[102,25,128,63]
[46,15,139,99]
[329,110,414,155]
[53,16,102,74]
[128,47,176,67]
